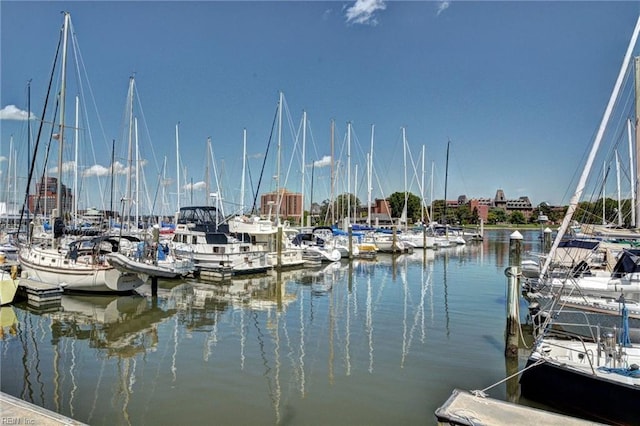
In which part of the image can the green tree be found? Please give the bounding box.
[470,207,480,225]
[509,211,526,224]
[431,200,445,223]
[487,207,507,224]
[387,192,422,222]
[455,204,471,225]
[333,193,360,222]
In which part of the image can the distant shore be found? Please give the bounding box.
[481,224,557,231]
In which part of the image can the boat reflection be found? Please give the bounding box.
[0,305,17,340]
[2,246,476,425]
[50,293,175,357]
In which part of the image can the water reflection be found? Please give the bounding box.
[0,305,18,340]
[2,239,503,425]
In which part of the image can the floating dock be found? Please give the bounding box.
[0,391,86,425]
[435,389,603,425]
[16,278,63,308]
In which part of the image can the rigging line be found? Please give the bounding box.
[280,114,304,207]
[251,101,279,214]
[18,31,62,236]
[471,358,546,398]
[32,100,60,221]
[68,19,110,206]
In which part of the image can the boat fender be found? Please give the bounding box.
[10,264,17,280]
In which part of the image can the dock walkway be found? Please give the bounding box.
[435,389,604,425]
[0,391,86,425]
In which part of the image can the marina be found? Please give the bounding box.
[1,7,639,424]
[0,229,604,425]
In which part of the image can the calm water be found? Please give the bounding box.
[0,229,545,425]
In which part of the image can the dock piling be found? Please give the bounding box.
[505,230,522,358]
[151,276,158,297]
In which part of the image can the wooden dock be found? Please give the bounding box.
[435,389,604,425]
[17,278,63,307]
[0,391,86,425]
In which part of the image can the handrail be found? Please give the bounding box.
[539,328,599,375]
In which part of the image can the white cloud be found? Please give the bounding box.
[345,0,386,26]
[313,155,332,168]
[82,164,110,177]
[81,161,128,178]
[48,161,76,175]
[183,181,206,191]
[0,105,37,120]
[437,1,450,16]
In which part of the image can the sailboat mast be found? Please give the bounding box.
[301,111,307,227]
[241,128,246,215]
[616,150,622,226]
[347,121,351,226]
[403,127,407,229]
[629,118,636,228]
[74,95,79,224]
[354,164,358,221]
[110,139,115,218]
[310,161,315,225]
[125,76,135,227]
[134,116,140,226]
[27,80,31,224]
[330,119,335,224]
[443,140,450,225]
[368,125,374,227]
[635,56,640,227]
[276,91,283,225]
[430,161,434,224]
[421,145,426,224]
[209,137,225,217]
[205,137,211,207]
[6,136,13,225]
[541,15,640,278]
[176,122,180,211]
[56,12,70,221]
[603,162,606,225]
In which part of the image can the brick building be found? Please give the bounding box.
[28,177,73,217]
[260,189,302,221]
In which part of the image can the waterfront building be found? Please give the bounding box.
[27,177,73,217]
[260,189,302,222]
[440,188,534,224]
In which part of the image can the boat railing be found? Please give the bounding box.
[538,327,601,375]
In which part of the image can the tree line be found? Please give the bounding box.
[306,192,631,227]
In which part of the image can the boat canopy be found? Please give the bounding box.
[612,249,640,278]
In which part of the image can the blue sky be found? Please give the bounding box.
[1,1,640,217]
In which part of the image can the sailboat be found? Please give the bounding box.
[519,16,640,425]
[17,13,147,293]
[0,265,19,306]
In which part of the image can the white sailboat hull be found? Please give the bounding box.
[19,246,146,293]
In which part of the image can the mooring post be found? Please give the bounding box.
[151,276,158,297]
[277,224,283,270]
[392,225,398,253]
[348,224,353,259]
[505,230,522,358]
[422,222,427,250]
[543,227,552,253]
